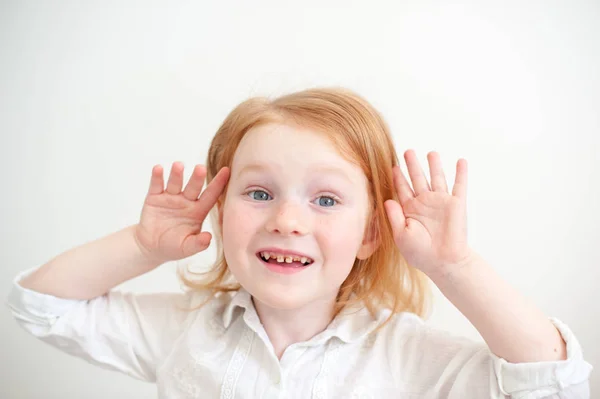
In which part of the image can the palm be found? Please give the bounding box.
[385,151,470,277]
[135,163,230,264]
[138,196,204,261]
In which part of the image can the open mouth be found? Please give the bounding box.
[256,251,314,267]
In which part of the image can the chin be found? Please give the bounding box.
[248,284,317,310]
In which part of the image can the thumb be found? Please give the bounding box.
[182,231,212,257]
[384,199,406,242]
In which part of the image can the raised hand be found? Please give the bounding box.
[134,162,230,265]
[384,150,472,278]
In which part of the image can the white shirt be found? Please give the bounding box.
[6,268,592,399]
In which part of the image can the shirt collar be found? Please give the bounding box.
[221,287,254,329]
[221,288,389,344]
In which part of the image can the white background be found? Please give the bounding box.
[1,1,598,397]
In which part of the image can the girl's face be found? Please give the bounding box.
[222,122,375,310]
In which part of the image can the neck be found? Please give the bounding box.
[252,294,337,359]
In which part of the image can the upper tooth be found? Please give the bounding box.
[261,252,312,263]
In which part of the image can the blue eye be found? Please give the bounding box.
[316,196,337,207]
[248,190,272,201]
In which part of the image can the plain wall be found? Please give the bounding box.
[1,0,598,397]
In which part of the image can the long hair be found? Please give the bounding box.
[178,87,431,322]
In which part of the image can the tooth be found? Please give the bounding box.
[285,256,293,263]
[300,257,307,263]
[263,252,270,260]
[277,255,284,262]
[293,256,300,262]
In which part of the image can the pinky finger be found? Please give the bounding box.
[451,159,468,198]
[148,165,165,195]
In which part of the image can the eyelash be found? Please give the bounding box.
[245,189,341,207]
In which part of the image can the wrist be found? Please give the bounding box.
[129,225,165,270]
[427,249,479,288]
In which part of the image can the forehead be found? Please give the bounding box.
[231,123,361,176]
[236,123,335,156]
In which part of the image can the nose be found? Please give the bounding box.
[265,200,309,236]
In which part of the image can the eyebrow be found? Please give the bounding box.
[236,162,355,185]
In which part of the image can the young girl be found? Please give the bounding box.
[7,87,592,398]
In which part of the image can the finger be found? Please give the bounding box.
[384,199,406,240]
[195,167,231,218]
[392,165,415,206]
[452,158,468,198]
[182,231,212,257]
[427,151,449,193]
[182,165,207,201]
[148,165,165,195]
[165,162,185,194]
[404,150,431,195]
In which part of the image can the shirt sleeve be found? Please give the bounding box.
[5,267,204,382]
[389,314,593,399]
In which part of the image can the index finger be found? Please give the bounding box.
[194,167,231,218]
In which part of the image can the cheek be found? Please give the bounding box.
[317,214,366,256]
[222,200,261,244]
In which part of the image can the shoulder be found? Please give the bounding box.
[102,288,232,336]
[171,289,232,322]
[368,312,490,391]
[373,310,426,335]
[171,289,242,333]
[372,311,485,360]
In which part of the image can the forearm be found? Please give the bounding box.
[19,224,162,300]
[430,251,567,363]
